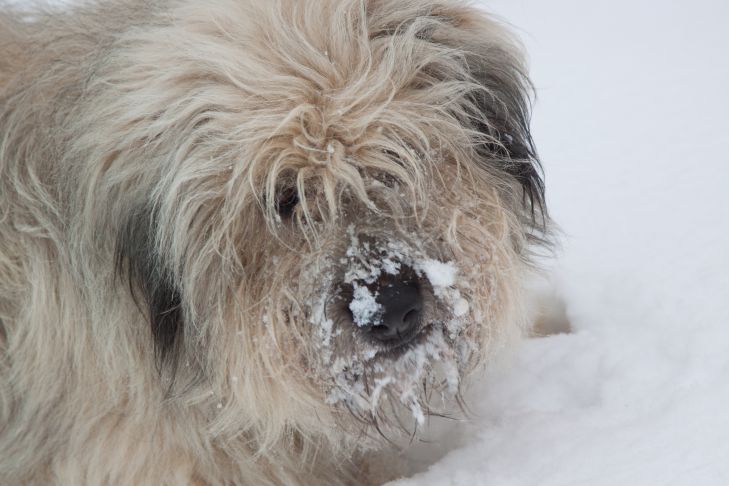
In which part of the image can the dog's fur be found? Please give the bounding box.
[0,0,548,484]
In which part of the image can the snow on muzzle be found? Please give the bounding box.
[339,228,472,350]
[345,263,424,347]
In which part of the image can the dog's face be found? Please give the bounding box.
[67,0,546,447]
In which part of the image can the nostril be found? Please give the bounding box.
[403,308,420,325]
[366,277,423,344]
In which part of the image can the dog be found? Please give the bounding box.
[0,0,548,484]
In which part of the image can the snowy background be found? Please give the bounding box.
[394,0,729,484]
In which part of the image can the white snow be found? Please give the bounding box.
[390,0,729,484]
[451,297,469,318]
[418,259,458,288]
[349,283,383,326]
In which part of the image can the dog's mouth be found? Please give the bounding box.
[323,319,463,428]
[307,232,474,423]
[373,322,434,359]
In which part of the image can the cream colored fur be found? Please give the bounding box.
[0,0,547,484]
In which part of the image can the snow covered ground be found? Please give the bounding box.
[393,0,729,484]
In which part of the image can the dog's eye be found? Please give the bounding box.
[275,187,299,219]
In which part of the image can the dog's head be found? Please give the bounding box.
[69,0,547,450]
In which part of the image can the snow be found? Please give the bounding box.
[349,283,383,326]
[451,297,469,318]
[418,260,458,288]
[390,0,729,484]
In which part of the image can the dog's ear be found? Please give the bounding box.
[370,4,545,223]
[465,48,546,226]
[115,207,184,371]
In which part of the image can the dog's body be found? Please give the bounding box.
[0,1,548,484]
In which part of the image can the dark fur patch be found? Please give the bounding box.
[370,9,546,228]
[466,52,547,227]
[114,206,183,370]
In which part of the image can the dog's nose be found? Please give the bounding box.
[369,278,422,344]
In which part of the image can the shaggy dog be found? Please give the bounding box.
[0,0,548,484]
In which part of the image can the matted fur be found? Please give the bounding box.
[0,0,548,484]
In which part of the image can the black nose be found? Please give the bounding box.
[369,279,423,344]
